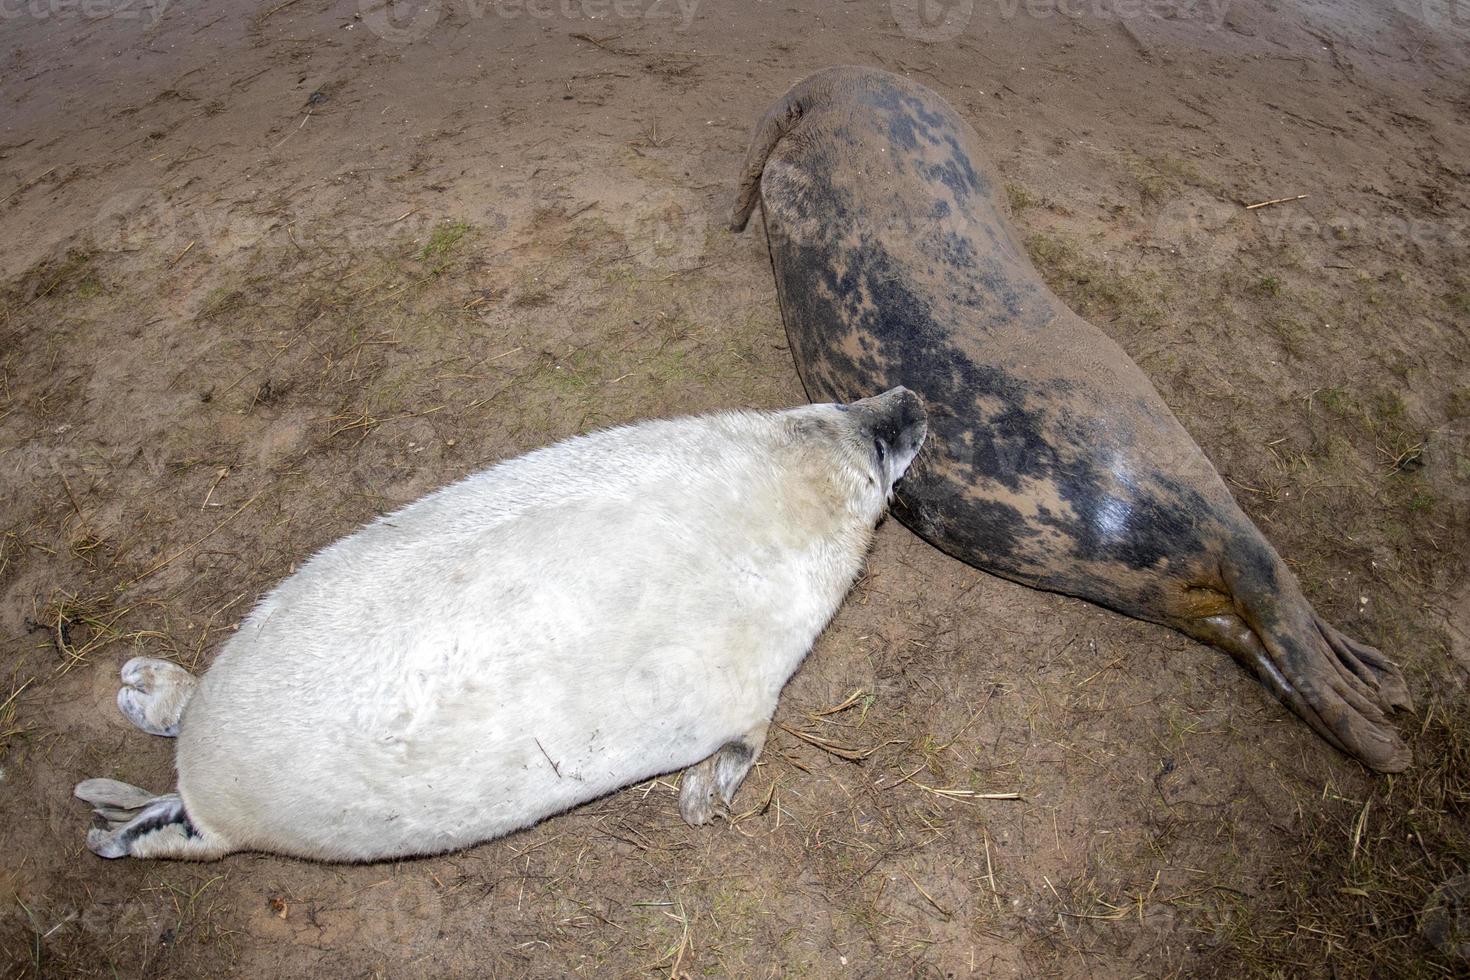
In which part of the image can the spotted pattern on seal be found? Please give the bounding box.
[761,112,1222,608]
[739,67,1414,773]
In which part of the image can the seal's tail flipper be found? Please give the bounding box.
[1182,543,1413,772]
[730,91,804,232]
[75,779,231,861]
[731,68,858,232]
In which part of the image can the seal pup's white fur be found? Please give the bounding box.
[77,388,927,862]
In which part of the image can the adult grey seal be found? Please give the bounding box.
[731,66,1412,771]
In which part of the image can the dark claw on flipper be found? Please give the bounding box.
[1316,616,1413,712]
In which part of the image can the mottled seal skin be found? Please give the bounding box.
[732,66,1414,771]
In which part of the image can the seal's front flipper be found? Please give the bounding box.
[75,779,230,860]
[117,657,198,737]
[679,721,770,826]
[1177,544,1412,773]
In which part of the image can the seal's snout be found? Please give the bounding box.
[858,385,928,452]
[848,386,927,491]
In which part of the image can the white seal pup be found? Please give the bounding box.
[76,388,927,862]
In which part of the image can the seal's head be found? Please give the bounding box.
[779,386,927,525]
[843,386,928,499]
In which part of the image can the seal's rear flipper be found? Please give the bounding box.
[730,67,871,232]
[116,656,198,737]
[1180,545,1413,773]
[1316,615,1413,711]
[730,88,806,233]
[75,779,230,860]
